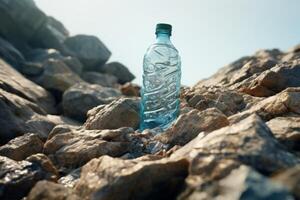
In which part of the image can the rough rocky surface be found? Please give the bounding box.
[0,133,43,161]
[74,156,189,200]
[27,180,80,200]
[63,82,122,121]
[99,62,135,84]
[1,0,300,199]
[85,97,140,130]
[0,58,56,113]
[44,126,135,169]
[0,156,57,200]
[155,108,229,147]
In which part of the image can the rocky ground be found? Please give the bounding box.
[0,1,300,200]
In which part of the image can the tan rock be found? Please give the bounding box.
[267,116,300,150]
[44,127,134,169]
[74,155,189,200]
[155,108,229,146]
[0,133,43,161]
[27,180,80,200]
[84,97,140,130]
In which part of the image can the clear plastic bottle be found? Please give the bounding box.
[140,23,181,131]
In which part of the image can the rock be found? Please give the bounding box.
[180,165,293,200]
[62,56,83,75]
[64,34,111,70]
[58,168,81,188]
[99,62,135,84]
[0,0,47,51]
[81,71,118,87]
[25,48,64,63]
[183,86,262,116]
[74,155,189,200]
[0,88,56,144]
[0,156,57,200]
[172,114,300,175]
[27,181,80,200]
[0,0,69,54]
[267,117,300,150]
[0,133,43,161]
[85,97,140,130]
[26,153,59,179]
[195,49,283,88]
[237,60,300,97]
[229,87,300,124]
[38,59,83,93]
[25,48,83,75]
[0,37,25,70]
[0,59,56,113]
[21,62,44,76]
[44,127,134,169]
[120,82,141,97]
[273,165,300,199]
[62,82,122,121]
[155,108,229,147]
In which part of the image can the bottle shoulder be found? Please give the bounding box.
[145,43,179,57]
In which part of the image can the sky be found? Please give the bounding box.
[35,0,300,86]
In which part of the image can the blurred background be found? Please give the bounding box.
[36,0,300,86]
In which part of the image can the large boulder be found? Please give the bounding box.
[74,155,189,200]
[84,97,140,130]
[99,62,135,84]
[64,34,111,70]
[0,156,57,200]
[44,126,135,169]
[0,0,69,53]
[0,59,56,113]
[62,82,122,121]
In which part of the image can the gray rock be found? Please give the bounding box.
[0,0,69,54]
[38,59,83,93]
[74,155,188,200]
[0,37,25,70]
[21,62,44,76]
[99,62,135,84]
[82,71,118,87]
[0,156,57,200]
[64,34,111,70]
[84,97,140,130]
[62,82,122,121]
[0,58,56,113]
[0,133,43,161]
[25,48,83,75]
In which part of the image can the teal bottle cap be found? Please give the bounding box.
[155,23,172,35]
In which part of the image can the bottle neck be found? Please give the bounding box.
[155,33,172,45]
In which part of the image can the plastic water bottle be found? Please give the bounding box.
[140,23,181,131]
